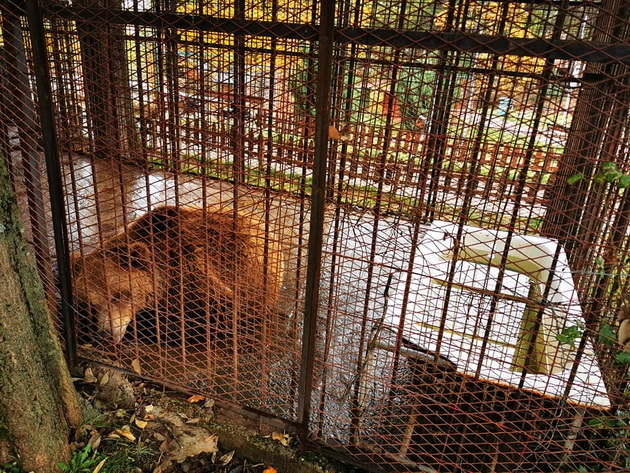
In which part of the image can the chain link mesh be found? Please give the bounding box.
[1,0,630,471]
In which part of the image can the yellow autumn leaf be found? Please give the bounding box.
[113,426,136,442]
[92,458,108,473]
[135,418,148,429]
[187,394,206,403]
[131,358,142,375]
[271,431,290,446]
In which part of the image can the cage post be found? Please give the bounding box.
[297,0,336,437]
[24,0,77,370]
[0,1,55,312]
[542,0,630,263]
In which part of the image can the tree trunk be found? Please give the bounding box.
[0,152,83,472]
[75,0,141,164]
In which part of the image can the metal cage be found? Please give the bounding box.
[2,0,630,471]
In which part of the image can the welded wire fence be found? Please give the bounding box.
[2,0,630,471]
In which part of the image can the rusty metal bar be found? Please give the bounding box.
[85,358,302,433]
[24,0,78,370]
[41,4,630,65]
[0,1,55,309]
[297,0,335,433]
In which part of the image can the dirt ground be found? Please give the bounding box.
[64,364,365,473]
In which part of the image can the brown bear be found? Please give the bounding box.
[71,205,285,344]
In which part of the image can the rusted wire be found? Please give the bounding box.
[2,0,630,471]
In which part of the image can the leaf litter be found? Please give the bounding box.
[70,366,282,473]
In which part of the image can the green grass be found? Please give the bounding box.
[144,126,552,235]
[0,461,21,473]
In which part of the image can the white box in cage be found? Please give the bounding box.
[385,221,610,408]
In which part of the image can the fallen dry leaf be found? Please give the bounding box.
[218,450,235,465]
[112,426,136,442]
[131,358,142,375]
[185,417,201,425]
[159,439,170,453]
[271,431,290,447]
[135,418,148,429]
[187,394,205,404]
[149,414,219,472]
[92,457,107,473]
[98,370,110,387]
[83,367,97,383]
[88,431,101,450]
[145,404,154,413]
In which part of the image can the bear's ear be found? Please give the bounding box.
[131,206,180,239]
[105,242,151,269]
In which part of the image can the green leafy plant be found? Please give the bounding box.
[593,162,624,185]
[598,324,616,345]
[577,410,630,472]
[0,461,21,473]
[58,444,107,473]
[616,351,630,364]
[570,162,630,188]
[555,322,584,348]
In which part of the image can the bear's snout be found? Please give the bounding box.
[71,205,285,346]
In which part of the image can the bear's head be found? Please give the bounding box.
[72,240,156,343]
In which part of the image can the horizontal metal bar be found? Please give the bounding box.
[313,438,438,473]
[337,28,630,65]
[83,358,302,433]
[41,3,630,65]
[43,4,319,40]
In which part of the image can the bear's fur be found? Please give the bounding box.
[71,205,285,344]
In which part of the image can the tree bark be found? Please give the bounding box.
[75,0,141,164]
[0,152,83,472]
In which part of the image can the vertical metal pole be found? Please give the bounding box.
[1,1,54,305]
[297,0,336,436]
[24,0,78,370]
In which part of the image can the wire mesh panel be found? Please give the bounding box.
[1,0,319,425]
[2,0,630,471]
[307,0,630,471]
